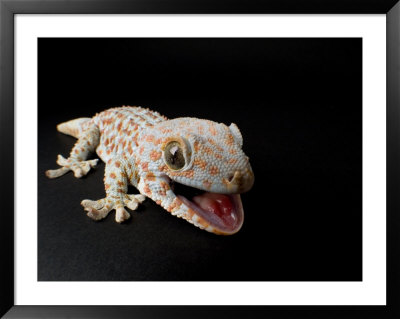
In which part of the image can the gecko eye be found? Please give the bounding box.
[164,141,186,170]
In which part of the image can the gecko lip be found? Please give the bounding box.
[173,182,244,234]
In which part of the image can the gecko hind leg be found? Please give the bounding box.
[46,123,100,179]
[46,155,99,178]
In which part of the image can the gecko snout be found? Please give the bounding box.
[225,169,254,194]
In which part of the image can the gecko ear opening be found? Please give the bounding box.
[229,123,243,147]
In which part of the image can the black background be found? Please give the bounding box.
[38,38,362,281]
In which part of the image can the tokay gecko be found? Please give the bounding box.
[46,106,254,235]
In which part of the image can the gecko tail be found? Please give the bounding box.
[57,117,92,139]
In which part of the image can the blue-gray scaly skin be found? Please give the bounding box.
[46,106,254,235]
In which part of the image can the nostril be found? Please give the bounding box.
[227,174,235,183]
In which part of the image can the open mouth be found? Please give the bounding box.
[172,182,244,234]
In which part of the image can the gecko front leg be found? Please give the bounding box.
[81,157,145,223]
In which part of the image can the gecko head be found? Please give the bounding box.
[139,117,254,235]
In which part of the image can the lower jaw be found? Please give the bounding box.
[177,193,244,235]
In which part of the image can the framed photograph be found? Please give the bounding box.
[1,0,399,318]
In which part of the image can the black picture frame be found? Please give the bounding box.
[1,0,399,318]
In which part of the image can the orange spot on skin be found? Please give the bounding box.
[161,128,172,134]
[229,148,237,155]
[167,198,182,212]
[110,172,116,179]
[98,150,103,155]
[160,181,170,192]
[158,189,166,196]
[156,200,161,205]
[117,122,122,131]
[228,158,238,165]
[207,138,216,145]
[127,145,133,155]
[115,161,121,168]
[106,149,111,155]
[145,135,155,143]
[209,166,219,175]
[158,164,168,172]
[203,146,214,155]
[146,173,156,182]
[203,180,212,189]
[105,183,110,190]
[196,215,209,228]
[226,135,235,146]
[194,159,207,170]
[117,181,124,187]
[104,138,109,146]
[194,141,201,152]
[143,184,152,196]
[150,150,162,162]
[209,125,217,136]
[139,146,145,155]
[215,153,223,159]
[174,170,194,178]
[186,208,196,219]
[141,162,149,172]
[74,149,79,154]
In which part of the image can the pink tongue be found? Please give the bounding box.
[193,193,237,226]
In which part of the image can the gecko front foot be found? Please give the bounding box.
[81,194,146,223]
[46,154,98,179]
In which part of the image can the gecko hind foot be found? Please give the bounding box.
[45,154,98,179]
[81,194,146,223]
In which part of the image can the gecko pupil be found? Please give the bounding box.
[164,141,185,170]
